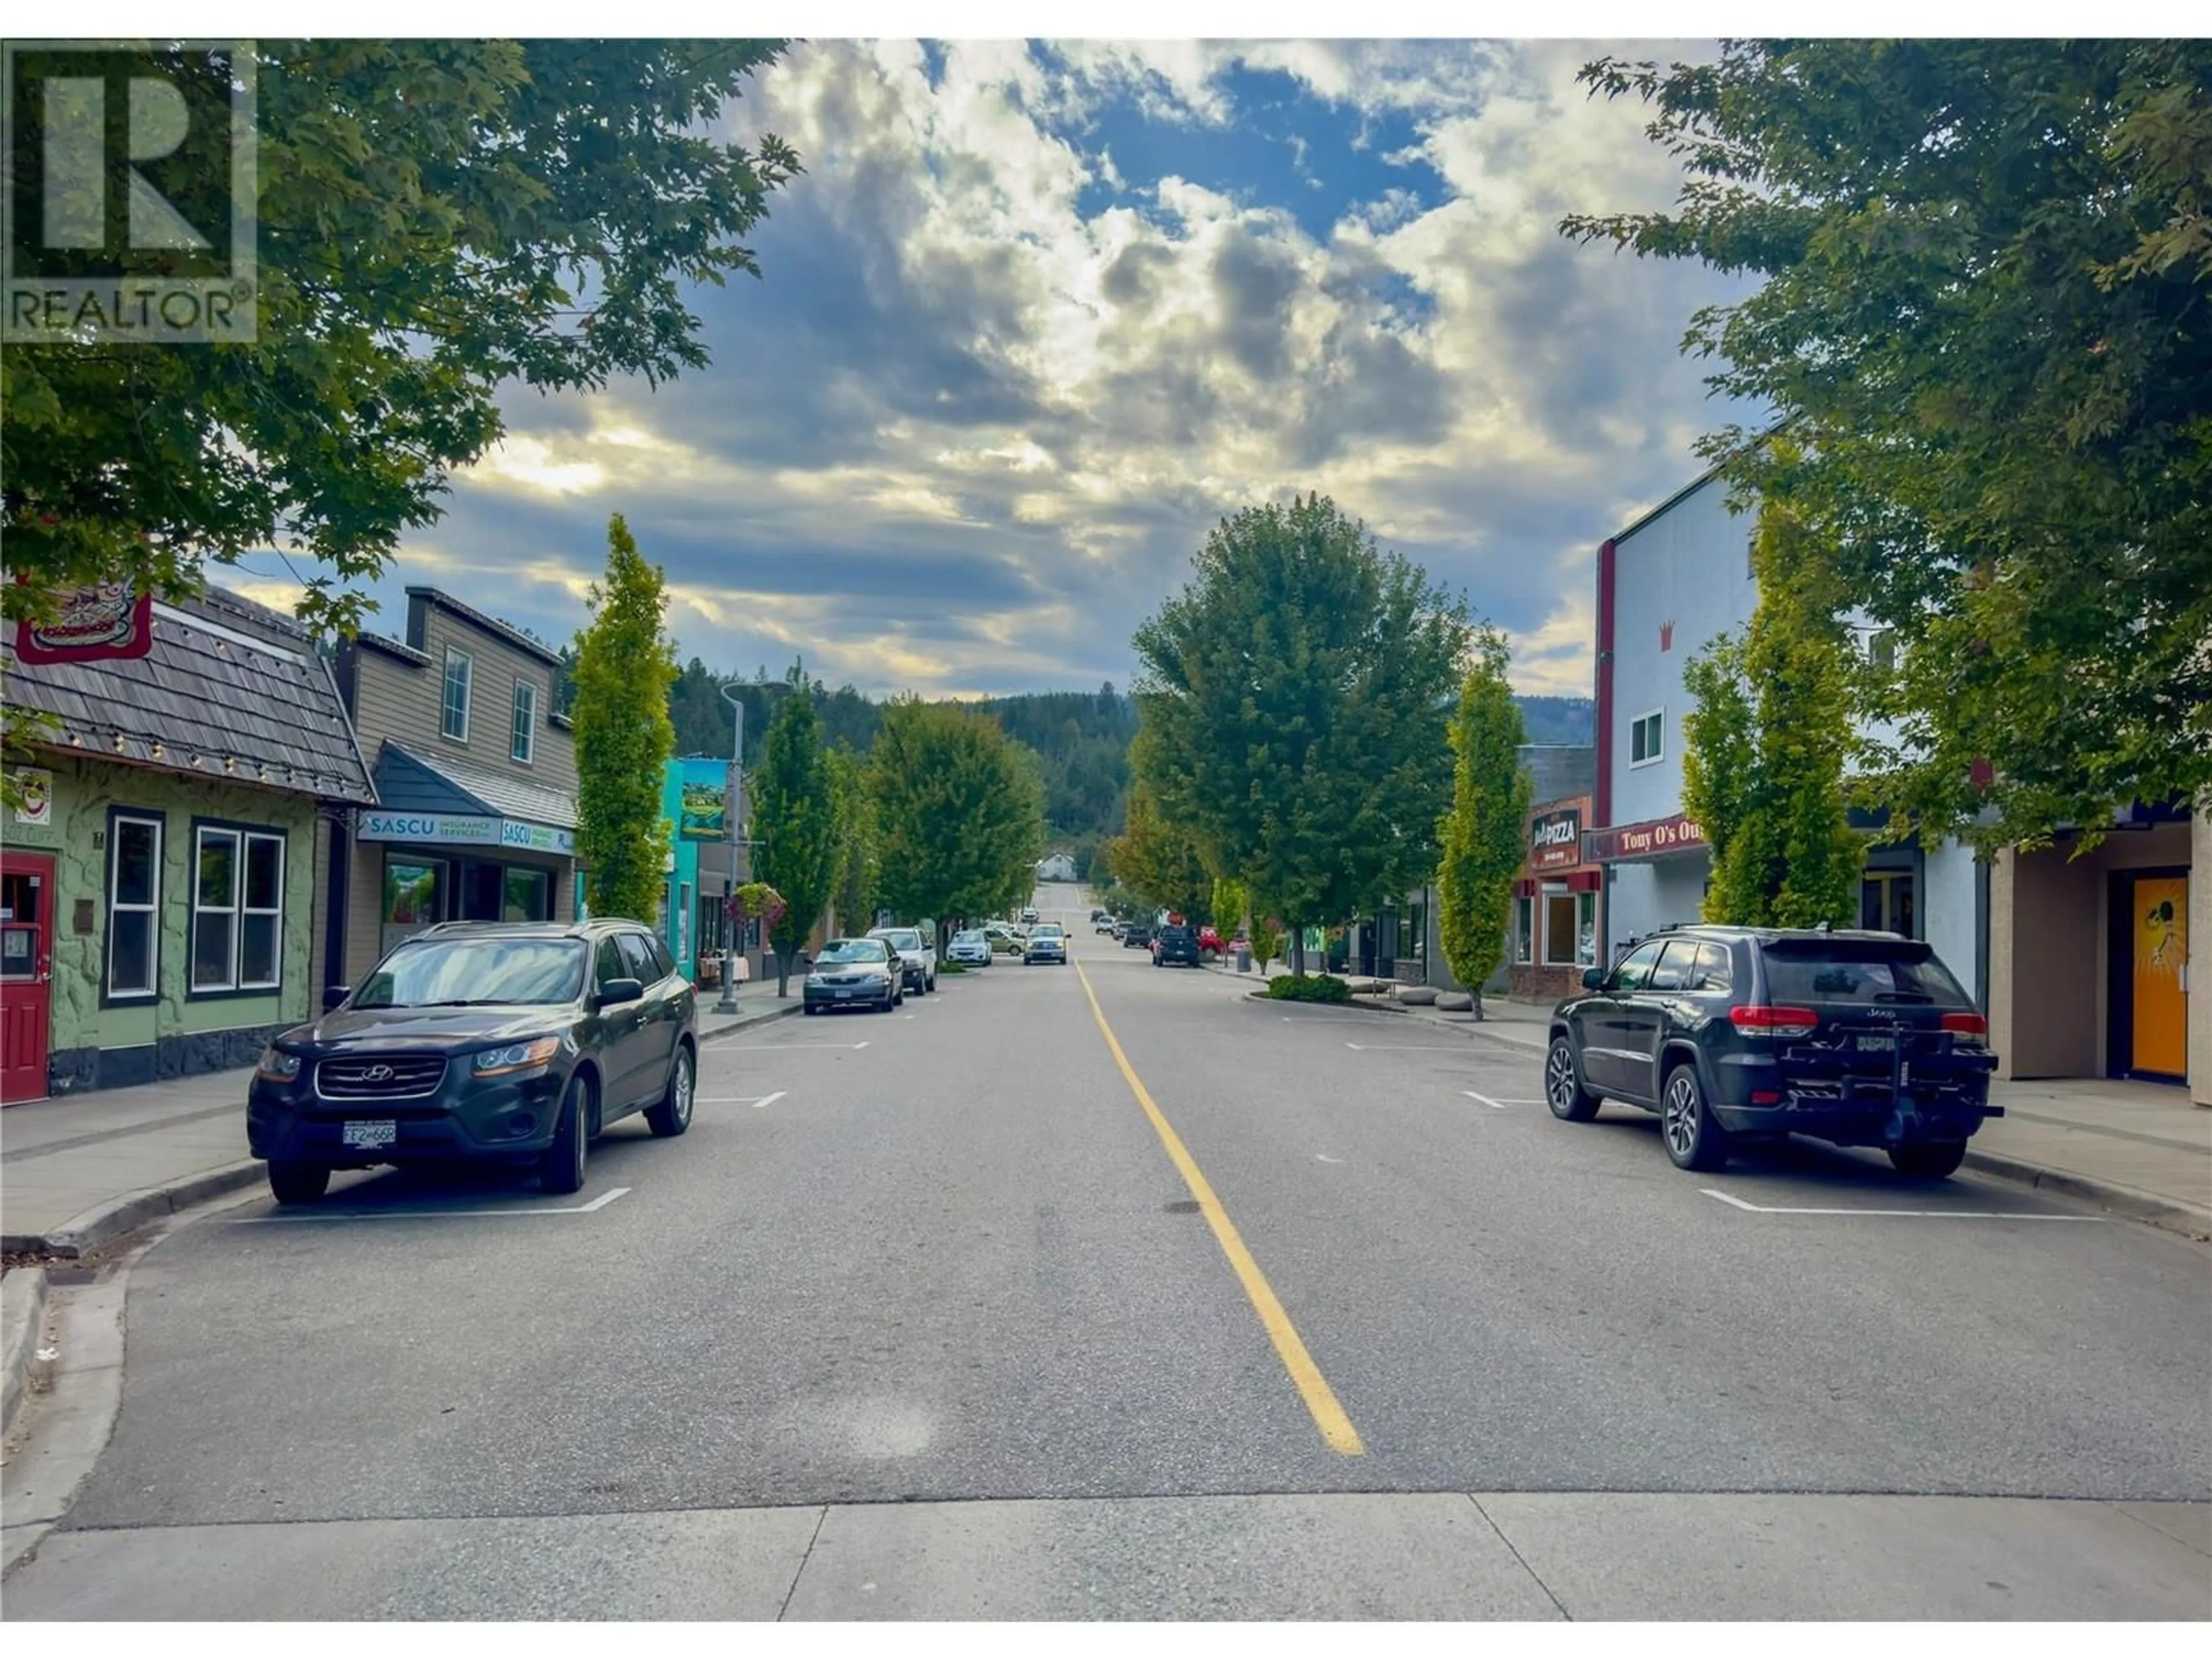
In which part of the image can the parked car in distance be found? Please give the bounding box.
[1196,925,1226,957]
[1094,914,1117,933]
[247,919,698,1206]
[984,921,1026,955]
[1545,924,2001,1177]
[869,925,938,994]
[1021,907,1039,925]
[1153,923,1203,968]
[946,928,993,967]
[1025,923,1069,965]
[1121,922,1154,949]
[805,937,905,1014]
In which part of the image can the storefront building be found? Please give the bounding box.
[660,756,734,982]
[326,588,579,994]
[2,588,374,1101]
[1508,795,1603,1000]
[1588,463,2198,1098]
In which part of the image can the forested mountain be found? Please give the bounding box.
[1516,695,1594,747]
[506,615,1589,853]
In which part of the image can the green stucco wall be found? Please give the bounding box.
[6,755,320,1089]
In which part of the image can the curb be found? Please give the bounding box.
[1961,1148,2212,1240]
[697,1001,804,1047]
[2,1264,51,1438]
[12,1158,271,1260]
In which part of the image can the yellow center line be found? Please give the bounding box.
[1072,955,1365,1456]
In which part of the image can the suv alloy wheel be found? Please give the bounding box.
[1545,1037,1601,1122]
[1660,1063,1729,1172]
[540,1073,589,1194]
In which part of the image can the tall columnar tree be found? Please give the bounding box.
[752,691,837,997]
[1562,39,2212,850]
[1436,628,1533,1017]
[868,699,1045,934]
[1681,498,1863,928]
[571,516,679,924]
[824,741,879,938]
[1132,494,1470,973]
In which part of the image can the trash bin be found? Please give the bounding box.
[1236,946,1251,974]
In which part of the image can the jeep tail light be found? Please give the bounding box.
[1940,1012,1988,1038]
[1729,1005,1819,1038]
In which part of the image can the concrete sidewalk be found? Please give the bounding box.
[1323,980,2212,1235]
[1,997,799,1257]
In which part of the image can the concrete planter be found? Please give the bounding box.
[1396,985,1439,1006]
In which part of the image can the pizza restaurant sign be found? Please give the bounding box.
[1528,807,1583,871]
[1585,812,1707,863]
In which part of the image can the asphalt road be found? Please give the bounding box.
[6,890,2209,1618]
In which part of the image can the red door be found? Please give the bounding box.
[1,851,55,1104]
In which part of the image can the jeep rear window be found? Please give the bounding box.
[1760,944,1971,1006]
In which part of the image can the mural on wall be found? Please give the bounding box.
[679,779,727,840]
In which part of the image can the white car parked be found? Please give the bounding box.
[946,929,993,968]
[868,925,938,994]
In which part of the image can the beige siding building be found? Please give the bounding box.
[322,588,581,997]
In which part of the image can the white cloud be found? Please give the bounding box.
[377,37,1746,707]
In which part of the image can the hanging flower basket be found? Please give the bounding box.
[727,881,787,930]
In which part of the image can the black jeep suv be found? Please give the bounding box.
[1544,925,1999,1177]
[247,919,698,1205]
[1152,924,1202,967]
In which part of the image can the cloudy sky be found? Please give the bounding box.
[231,37,1751,700]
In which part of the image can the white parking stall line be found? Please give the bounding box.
[230,1187,634,1224]
[1462,1091,1520,1109]
[1347,1043,1486,1053]
[717,1041,870,1051]
[748,1091,786,1111]
[1700,1188,2103,1221]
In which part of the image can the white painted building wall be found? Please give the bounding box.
[1598,469,1986,994]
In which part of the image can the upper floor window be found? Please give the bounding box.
[1630,710,1663,767]
[441,648,473,742]
[1865,628,1899,673]
[510,679,537,764]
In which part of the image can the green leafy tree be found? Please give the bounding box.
[824,741,880,937]
[1562,39,2212,850]
[572,516,679,923]
[1681,498,1863,927]
[869,700,1045,935]
[1436,628,1533,1016]
[1132,494,1470,974]
[3,44,797,641]
[1104,764,1215,925]
[752,692,837,996]
[2,40,796,812]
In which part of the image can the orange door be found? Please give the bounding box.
[1,851,55,1104]
[2130,875,2189,1077]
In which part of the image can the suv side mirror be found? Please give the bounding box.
[324,984,351,1012]
[1581,968,1605,990]
[597,977,645,1006]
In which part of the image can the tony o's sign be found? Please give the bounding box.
[1584,812,1707,863]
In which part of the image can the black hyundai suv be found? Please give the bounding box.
[1544,924,1999,1177]
[1152,924,1202,967]
[247,919,698,1205]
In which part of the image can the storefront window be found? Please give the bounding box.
[503,866,551,922]
[1514,896,1534,964]
[676,882,692,968]
[1542,885,1580,967]
[1577,891,1598,967]
[382,858,445,957]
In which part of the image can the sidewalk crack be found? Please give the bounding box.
[775,1505,828,1621]
[1466,1494,1571,1621]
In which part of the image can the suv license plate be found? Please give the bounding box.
[342,1119,397,1149]
[1857,1035,1896,1052]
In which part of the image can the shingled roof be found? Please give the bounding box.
[2,585,376,804]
